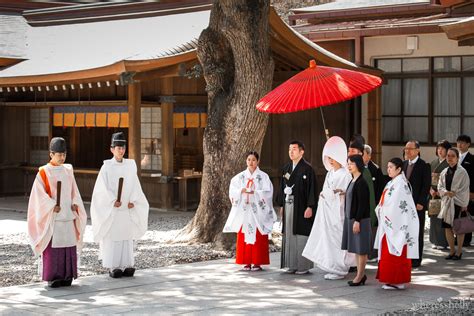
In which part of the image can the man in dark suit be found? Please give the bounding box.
[363,144,389,261]
[403,140,431,268]
[277,140,317,274]
[457,134,474,247]
[363,144,387,204]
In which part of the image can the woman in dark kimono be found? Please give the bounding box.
[342,155,371,286]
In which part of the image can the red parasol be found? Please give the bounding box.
[256,60,382,137]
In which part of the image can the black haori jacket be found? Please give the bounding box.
[276,158,317,236]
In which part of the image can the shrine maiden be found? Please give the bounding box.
[224,151,277,271]
[375,158,419,290]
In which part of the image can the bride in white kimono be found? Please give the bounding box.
[223,151,277,271]
[303,136,356,279]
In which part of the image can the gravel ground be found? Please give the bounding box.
[385,298,474,315]
[0,210,281,288]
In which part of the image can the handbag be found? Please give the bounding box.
[431,173,440,187]
[428,199,441,216]
[453,212,474,235]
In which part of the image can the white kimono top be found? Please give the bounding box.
[27,163,87,256]
[374,174,419,259]
[223,167,277,244]
[90,158,149,242]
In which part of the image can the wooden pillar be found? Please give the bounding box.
[161,78,174,208]
[367,87,382,165]
[48,107,53,142]
[128,82,142,175]
[70,127,78,166]
[354,36,364,65]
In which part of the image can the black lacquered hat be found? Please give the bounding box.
[49,137,67,153]
[111,132,126,147]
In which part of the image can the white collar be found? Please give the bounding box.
[409,156,419,165]
[292,159,301,168]
[244,167,259,178]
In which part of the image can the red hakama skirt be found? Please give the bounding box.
[236,228,270,265]
[376,235,412,284]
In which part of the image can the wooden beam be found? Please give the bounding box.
[270,37,309,69]
[128,83,142,176]
[48,107,53,144]
[0,50,197,87]
[367,87,382,165]
[273,71,299,82]
[160,77,174,209]
[158,95,208,105]
[459,37,474,46]
[0,100,128,107]
[273,54,298,71]
[355,36,364,65]
[134,63,187,82]
[291,3,445,23]
[0,57,24,67]
[269,8,381,76]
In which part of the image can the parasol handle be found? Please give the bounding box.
[117,177,124,203]
[319,107,330,140]
[56,181,61,207]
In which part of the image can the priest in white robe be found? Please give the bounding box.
[27,137,87,288]
[90,132,149,278]
[303,136,356,279]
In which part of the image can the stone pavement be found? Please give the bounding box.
[0,250,472,315]
[0,197,473,315]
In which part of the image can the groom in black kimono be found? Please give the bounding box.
[277,140,317,275]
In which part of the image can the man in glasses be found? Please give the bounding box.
[403,140,431,268]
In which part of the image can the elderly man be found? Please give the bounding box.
[362,144,388,260]
[363,144,387,204]
[403,140,431,268]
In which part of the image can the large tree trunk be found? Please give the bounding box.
[181,0,274,249]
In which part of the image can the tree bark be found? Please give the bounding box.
[182,0,274,249]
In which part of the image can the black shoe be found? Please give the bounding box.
[452,253,463,260]
[445,253,455,260]
[348,266,357,273]
[411,260,421,268]
[60,279,73,286]
[348,275,367,286]
[122,267,136,277]
[48,279,62,288]
[109,269,123,278]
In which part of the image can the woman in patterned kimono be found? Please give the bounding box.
[375,158,419,290]
[429,140,450,249]
[223,151,277,271]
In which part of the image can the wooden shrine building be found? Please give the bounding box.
[0,1,381,209]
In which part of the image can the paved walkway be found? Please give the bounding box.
[0,197,473,315]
